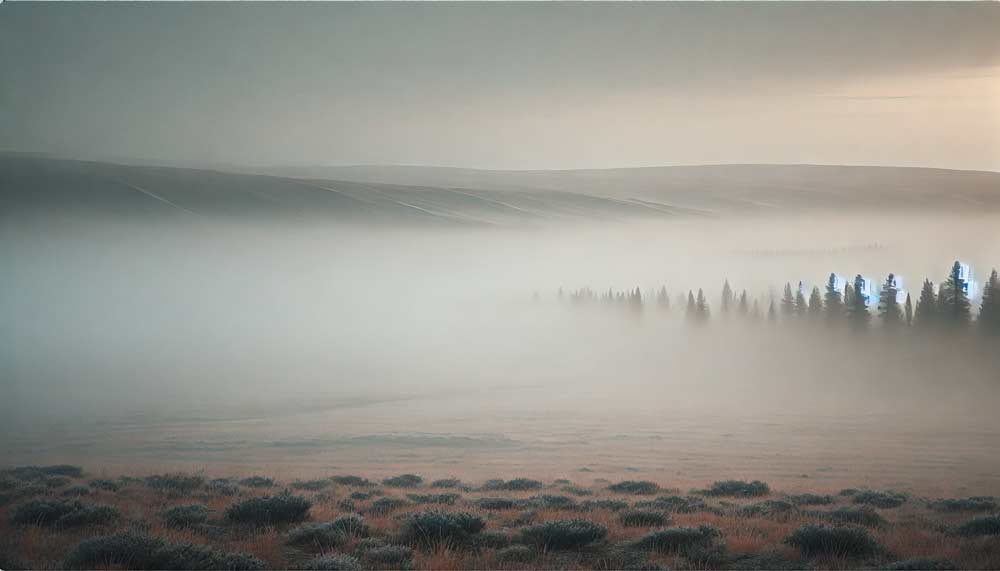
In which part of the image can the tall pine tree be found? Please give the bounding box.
[914,279,937,327]
[846,275,871,329]
[721,280,733,315]
[794,282,808,317]
[737,290,749,316]
[695,288,710,321]
[781,283,795,317]
[939,261,971,326]
[878,273,902,328]
[904,293,913,327]
[824,273,843,322]
[808,286,823,318]
[978,268,999,335]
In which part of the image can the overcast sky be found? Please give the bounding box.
[1,2,998,171]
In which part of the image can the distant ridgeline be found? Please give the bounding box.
[547,261,1000,334]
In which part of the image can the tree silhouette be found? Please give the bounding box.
[657,286,670,311]
[686,290,697,319]
[904,293,913,327]
[695,288,710,321]
[767,300,777,323]
[914,279,937,327]
[794,282,808,317]
[878,273,902,328]
[781,283,795,318]
[846,275,871,329]
[721,280,733,315]
[823,273,843,322]
[939,261,971,325]
[808,286,823,318]
[979,268,999,335]
[737,290,749,316]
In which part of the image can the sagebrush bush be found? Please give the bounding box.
[330,514,368,536]
[929,497,996,513]
[10,499,118,528]
[520,519,608,550]
[287,523,346,549]
[739,500,797,518]
[162,504,209,528]
[475,530,512,549]
[89,479,120,492]
[399,510,486,548]
[292,479,331,491]
[632,526,721,553]
[954,515,1000,537]
[43,476,72,488]
[300,555,362,571]
[608,481,659,495]
[382,474,423,488]
[407,493,460,505]
[525,494,577,510]
[332,475,373,487]
[635,495,707,513]
[239,476,276,488]
[3,465,83,481]
[853,490,906,509]
[224,491,311,524]
[61,485,91,497]
[430,478,461,489]
[886,558,958,570]
[361,544,414,570]
[824,506,887,528]
[476,497,519,510]
[703,480,770,498]
[620,509,669,527]
[786,493,833,506]
[145,473,205,494]
[581,499,630,512]
[209,478,239,496]
[367,497,409,515]
[784,524,883,558]
[562,485,594,496]
[63,531,265,570]
[494,545,535,564]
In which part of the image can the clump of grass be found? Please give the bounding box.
[562,485,593,496]
[784,524,883,558]
[43,476,72,488]
[145,473,205,494]
[823,506,887,528]
[382,474,423,488]
[954,515,1000,537]
[399,510,486,548]
[886,558,958,570]
[61,485,91,497]
[10,499,118,529]
[632,526,720,553]
[361,544,413,570]
[494,545,535,564]
[620,509,669,527]
[287,523,347,549]
[635,495,707,513]
[581,499,630,512]
[330,514,368,536]
[350,491,378,500]
[430,478,461,488]
[520,519,608,550]
[63,530,265,570]
[786,493,833,506]
[239,476,276,488]
[476,497,519,510]
[407,493,460,505]
[89,479,120,492]
[224,491,311,524]
[162,504,209,528]
[367,497,409,515]
[292,479,331,491]
[482,478,545,491]
[729,549,804,570]
[475,530,512,549]
[525,494,577,510]
[300,555,362,571]
[209,478,239,496]
[332,475,373,487]
[608,481,659,495]
[739,500,797,518]
[928,496,996,513]
[702,480,770,498]
[853,490,906,509]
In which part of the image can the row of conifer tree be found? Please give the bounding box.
[552,261,1000,334]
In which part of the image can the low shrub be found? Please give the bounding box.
[839,488,860,496]
[332,475,373,487]
[330,514,368,536]
[954,515,1000,537]
[145,473,205,494]
[853,490,906,509]
[784,524,883,558]
[739,500,797,518]
[399,510,486,548]
[475,530,512,549]
[2,465,84,480]
[635,495,707,513]
[620,509,669,527]
[291,479,331,491]
[608,481,659,495]
[929,497,996,513]
[525,494,577,509]
[430,478,461,489]
[476,497,519,510]
[61,485,91,497]
[407,493,460,505]
[633,526,721,553]
[729,550,804,570]
[239,476,276,488]
[362,545,413,570]
[209,478,239,496]
[824,506,887,528]
[494,545,535,564]
[367,497,409,515]
[63,531,265,570]
[581,499,630,512]
[224,491,311,524]
[703,480,770,498]
[562,485,594,496]
[162,504,210,528]
[43,476,72,488]
[886,558,958,570]
[382,474,423,488]
[786,493,834,506]
[89,479,120,492]
[287,523,346,549]
[10,499,118,528]
[299,555,362,571]
[481,478,544,492]
[520,519,608,550]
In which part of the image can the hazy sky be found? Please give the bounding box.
[1,2,998,171]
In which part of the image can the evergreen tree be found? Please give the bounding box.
[939,261,971,325]
[794,282,808,316]
[914,279,937,327]
[808,286,823,318]
[823,273,843,322]
[657,286,670,310]
[904,293,913,327]
[721,280,733,315]
[843,281,855,314]
[978,268,999,335]
[686,290,696,319]
[737,290,749,316]
[846,275,871,329]
[781,283,795,317]
[878,273,902,328]
[695,288,710,321]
